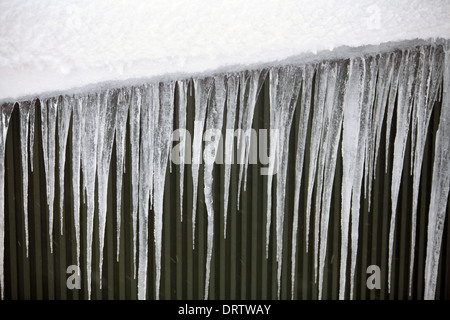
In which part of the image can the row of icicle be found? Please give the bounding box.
[0,43,449,300]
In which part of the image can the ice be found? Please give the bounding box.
[40,97,58,252]
[350,57,377,299]
[424,44,449,300]
[114,88,130,261]
[388,49,417,292]
[71,96,84,267]
[153,82,175,300]
[57,96,73,235]
[305,62,329,253]
[2,42,449,300]
[137,83,157,300]
[268,66,302,298]
[176,80,187,221]
[311,62,338,284]
[409,46,443,295]
[191,77,213,247]
[203,76,226,299]
[29,100,36,172]
[19,101,33,256]
[384,52,402,173]
[0,102,14,299]
[97,90,117,288]
[236,69,267,209]
[317,61,346,300]
[370,52,394,198]
[290,64,314,298]
[81,93,100,299]
[130,86,141,278]
[339,57,365,299]
[223,74,239,238]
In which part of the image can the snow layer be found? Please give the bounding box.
[1,0,450,101]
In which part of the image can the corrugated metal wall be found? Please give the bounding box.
[2,63,450,300]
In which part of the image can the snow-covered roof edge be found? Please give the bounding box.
[2,38,448,105]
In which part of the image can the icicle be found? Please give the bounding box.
[191,77,213,248]
[176,80,187,221]
[311,62,337,284]
[203,76,226,299]
[57,96,73,235]
[424,44,449,300]
[115,88,130,261]
[29,100,36,172]
[71,96,84,268]
[19,101,33,256]
[81,93,100,299]
[223,74,239,238]
[267,66,302,296]
[384,52,402,172]
[0,102,14,300]
[130,86,141,278]
[97,90,117,288]
[290,65,314,298]
[370,52,394,194]
[41,97,58,252]
[153,82,175,300]
[137,83,157,300]
[388,50,417,293]
[339,58,365,300]
[317,61,347,300]
[236,69,267,209]
[305,62,329,253]
[349,57,377,299]
[362,58,379,207]
[408,46,440,295]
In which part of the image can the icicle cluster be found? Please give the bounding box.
[0,43,448,300]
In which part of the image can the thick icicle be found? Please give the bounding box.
[318,61,347,300]
[191,77,213,247]
[203,77,226,299]
[349,57,377,299]
[268,66,302,298]
[137,84,157,299]
[19,101,33,256]
[388,50,417,292]
[409,46,443,295]
[40,97,58,252]
[81,93,100,299]
[153,82,175,300]
[223,74,239,238]
[71,96,84,267]
[176,80,187,221]
[115,88,130,261]
[97,90,117,288]
[0,103,14,300]
[305,63,329,252]
[130,86,141,278]
[236,69,267,209]
[57,96,73,235]
[290,65,314,298]
[370,52,394,197]
[29,100,36,172]
[384,52,402,172]
[424,44,449,300]
[339,58,365,300]
[312,62,337,283]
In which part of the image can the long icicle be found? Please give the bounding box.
[290,64,314,298]
[19,101,33,256]
[203,76,226,299]
[424,42,449,300]
[0,103,15,300]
